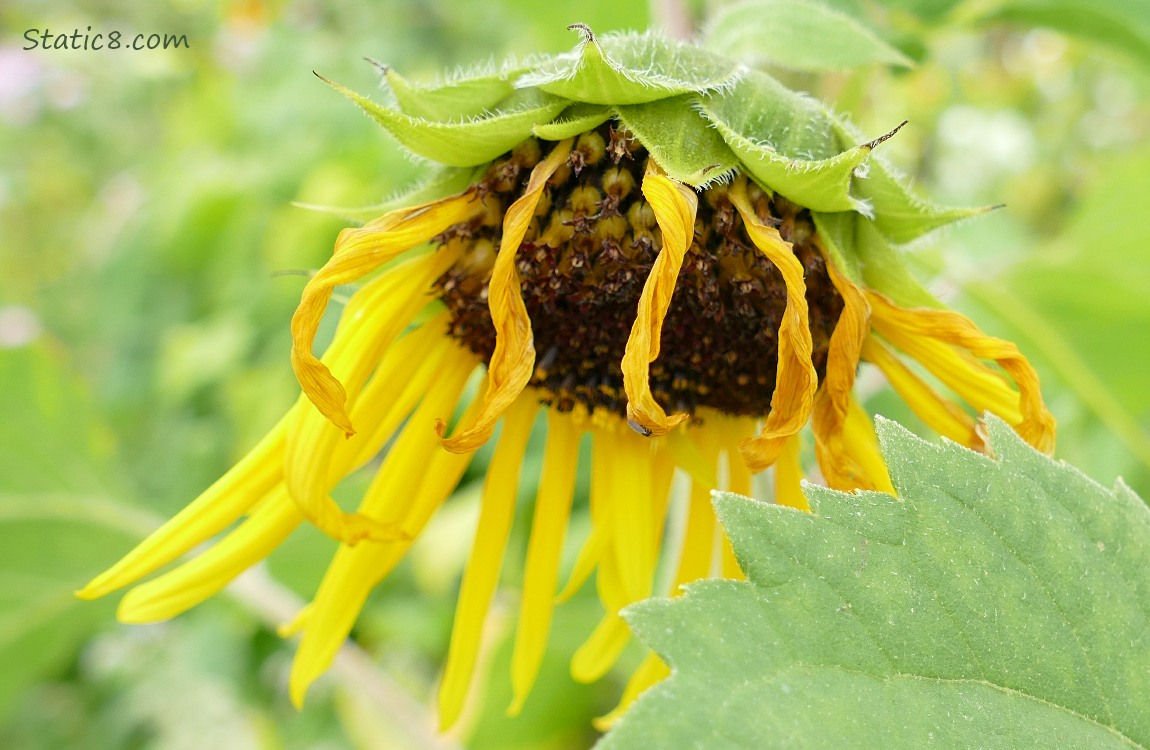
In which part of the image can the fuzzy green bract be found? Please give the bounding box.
[597,416,1150,749]
[320,24,988,306]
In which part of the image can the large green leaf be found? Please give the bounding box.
[0,346,151,721]
[703,0,914,71]
[601,416,1150,748]
[980,0,1150,70]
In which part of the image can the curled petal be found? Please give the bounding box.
[285,254,460,546]
[621,163,698,436]
[291,192,481,436]
[774,433,808,510]
[438,138,575,452]
[728,177,817,471]
[866,290,1055,453]
[289,352,479,708]
[811,251,884,491]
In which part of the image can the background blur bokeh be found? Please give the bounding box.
[1,0,1148,748]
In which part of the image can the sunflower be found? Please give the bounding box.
[79,26,1055,729]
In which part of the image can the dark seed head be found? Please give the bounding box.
[434,122,844,421]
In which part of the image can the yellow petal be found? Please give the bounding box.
[349,315,455,467]
[728,178,818,472]
[437,396,537,730]
[117,488,302,622]
[609,434,657,604]
[686,424,726,578]
[842,395,896,495]
[860,335,981,449]
[291,192,480,436]
[866,290,1055,453]
[570,611,631,684]
[289,351,479,707]
[811,251,884,492]
[509,411,581,716]
[774,433,808,511]
[621,164,698,436]
[671,469,718,588]
[76,411,291,599]
[593,651,670,731]
[438,139,575,453]
[555,427,616,603]
[864,288,1053,450]
[285,253,460,547]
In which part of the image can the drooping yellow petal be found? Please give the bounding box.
[556,427,616,603]
[284,254,461,547]
[348,315,455,467]
[609,433,657,605]
[509,411,581,716]
[621,164,698,436]
[841,396,896,495]
[594,651,670,730]
[571,488,632,682]
[117,488,302,623]
[811,250,883,492]
[572,432,675,684]
[663,427,719,490]
[774,434,808,511]
[76,411,291,599]
[438,139,574,453]
[289,352,479,708]
[672,470,718,588]
[438,396,537,730]
[112,326,458,623]
[728,177,817,472]
[687,425,726,578]
[860,335,981,449]
[866,290,1055,452]
[291,193,481,436]
[875,324,1022,421]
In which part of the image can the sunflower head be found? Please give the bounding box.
[79,24,1055,734]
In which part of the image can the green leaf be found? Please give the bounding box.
[321,76,568,166]
[703,0,915,71]
[979,0,1150,69]
[518,27,741,105]
[601,416,1150,749]
[615,97,739,186]
[0,345,150,721]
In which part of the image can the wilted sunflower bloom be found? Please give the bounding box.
[80,26,1055,728]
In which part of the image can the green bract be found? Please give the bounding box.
[324,25,987,305]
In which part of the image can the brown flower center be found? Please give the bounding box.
[434,124,843,419]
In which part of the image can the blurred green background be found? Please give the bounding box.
[1,0,1147,748]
